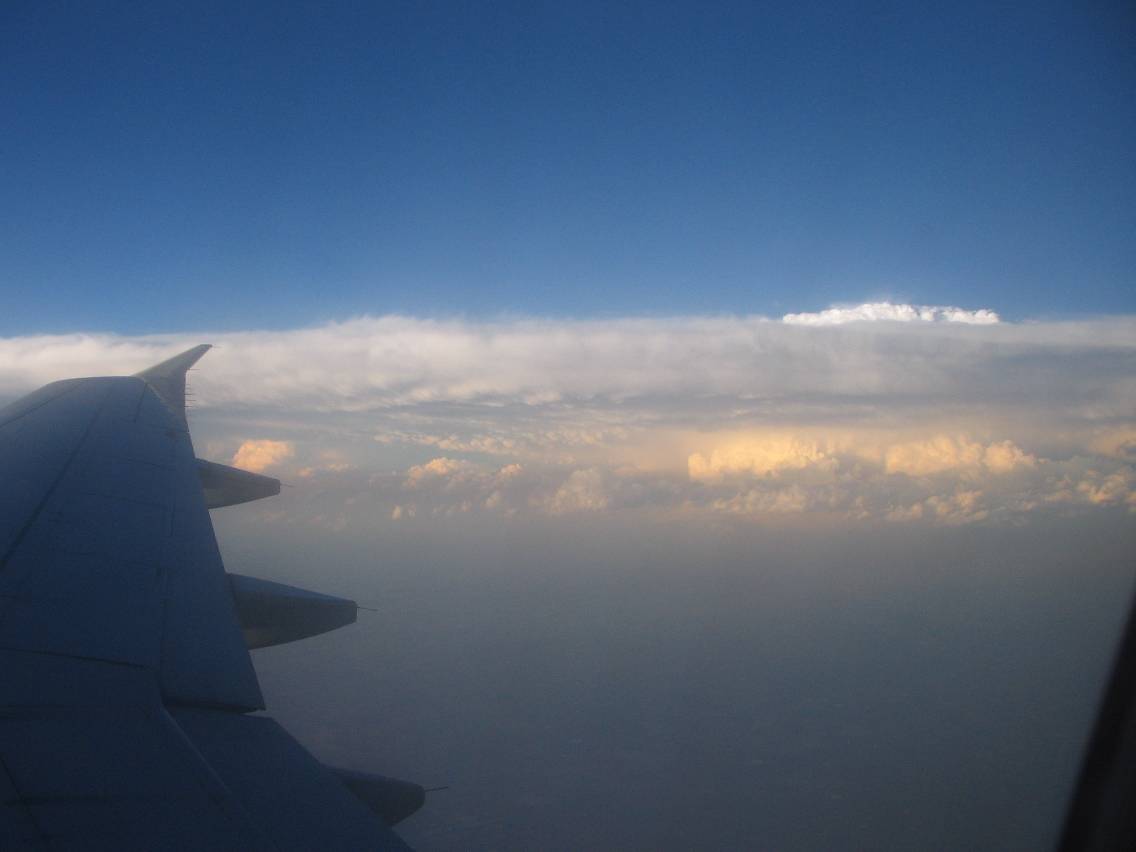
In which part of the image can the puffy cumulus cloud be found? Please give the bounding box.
[392,457,537,517]
[378,432,521,457]
[883,437,1036,477]
[980,441,1038,474]
[710,485,814,516]
[1089,429,1136,461]
[231,439,294,473]
[924,490,989,525]
[375,458,678,520]
[245,441,1135,529]
[884,436,985,475]
[1072,469,1136,508]
[685,450,1131,525]
[538,468,610,515]
[404,457,484,489]
[686,433,1038,483]
[296,449,352,478]
[781,302,1000,326]
[675,431,1127,524]
[688,436,836,482]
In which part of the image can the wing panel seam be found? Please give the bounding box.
[0,750,48,849]
[0,382,79,432]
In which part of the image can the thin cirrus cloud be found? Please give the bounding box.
[0,304,1132,525]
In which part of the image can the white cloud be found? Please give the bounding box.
[0,312,1131,421]
[781,302,1000,326]
[1,309,1133,525]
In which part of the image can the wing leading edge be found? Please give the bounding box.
[0,347,423,850]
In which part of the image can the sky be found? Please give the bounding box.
[1,3,1135,850]
[2,1,1135,330]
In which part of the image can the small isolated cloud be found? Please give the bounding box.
[232,439,294,473]
[782,302,1000,326]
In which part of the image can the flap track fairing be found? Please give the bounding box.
[228,573,358,649]
[198,458,281,508]
[331,768,426,827]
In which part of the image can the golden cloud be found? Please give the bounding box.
[231,439,294,473]
[688,435,835,482]
[883,436,1036,477]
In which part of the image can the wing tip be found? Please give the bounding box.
[135,343,213,380]
[135,344,213,421]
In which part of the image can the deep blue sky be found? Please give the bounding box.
[2,1,1133,333]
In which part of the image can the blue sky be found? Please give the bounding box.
[2,1,1133,333]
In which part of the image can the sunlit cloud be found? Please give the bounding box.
[1,305,1132,525]
[781,301,1001,325]
[688,436,836,482]
[883,436,1036,477]
[231,439,294,473]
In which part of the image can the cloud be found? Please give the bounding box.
[883,436,1036,477]
[538,468,611,515]
[404,457,484,488]
[1089,429,1136,460]
[0,309,1131,421]
[781,302,1000,326]
[1,307,1133,525]
[296,449,352,478]
[688,436,835,482]
[231,439,294,473]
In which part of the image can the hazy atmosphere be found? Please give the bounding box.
[2,2,1134,849]
[0,316,1133,849]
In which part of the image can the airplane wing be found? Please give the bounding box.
[0,346,423,850]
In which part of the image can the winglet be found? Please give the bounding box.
[135,344,212,422]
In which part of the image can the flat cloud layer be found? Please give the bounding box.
[1,306,1133,525]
